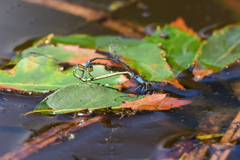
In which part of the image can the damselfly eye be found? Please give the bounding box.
[88,65,93,72]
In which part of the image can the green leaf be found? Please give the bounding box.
[122,42,174,81]
[34,83,140,114]
[144,25,201,74]
[0,56,123,92]
[52,35,174,81]
[197,24,240,70]
[52,34,99,48]
[12,45,75,62]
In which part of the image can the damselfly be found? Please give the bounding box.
[76,38,152,93]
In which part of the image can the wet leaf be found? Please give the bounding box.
[118,94,192,110]
[122,41,174,81]
[170,17,197,36]
[144,24,201,74]
[33,83,191,114]
[52,35,174,81]
[0,56,123,92]
[51,34,110,48]
[34,83,142,114]
[197,23,240,70]
[12,45,74,62]
[13,44,106,65]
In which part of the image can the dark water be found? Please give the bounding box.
[0,0,240,159]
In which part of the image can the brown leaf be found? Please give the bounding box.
[170,17,198,36]
[161,79,186,90]
[62,45,107,65]
[118,94,192,110]
[192,60,216,81]
[0,84,21,91]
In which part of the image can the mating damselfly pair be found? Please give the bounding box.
[26,38,152,93]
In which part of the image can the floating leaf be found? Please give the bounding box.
[118,94,192,110]
[121,41,174,81]
[34,83,142,114]
[145,24,201,74]
[197,23,240,70]
[170,17,197,36]
[13,44,106,65]
[0,56,123,92]
[12,45,74,62]
[34,83,190,115]
[51,35,124,49]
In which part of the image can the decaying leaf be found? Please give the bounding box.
[0,54,123,92]
[33,83,143,114]
[170,17,198,36]
[32,83,192,115]
[118,94,192,110]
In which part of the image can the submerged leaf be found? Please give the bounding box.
[34,83,190,115]
[34,83,141,114]
[197,23,240,70]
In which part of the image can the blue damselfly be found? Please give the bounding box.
[75,38,152,92]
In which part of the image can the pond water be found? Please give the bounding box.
[1,0,240,159]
